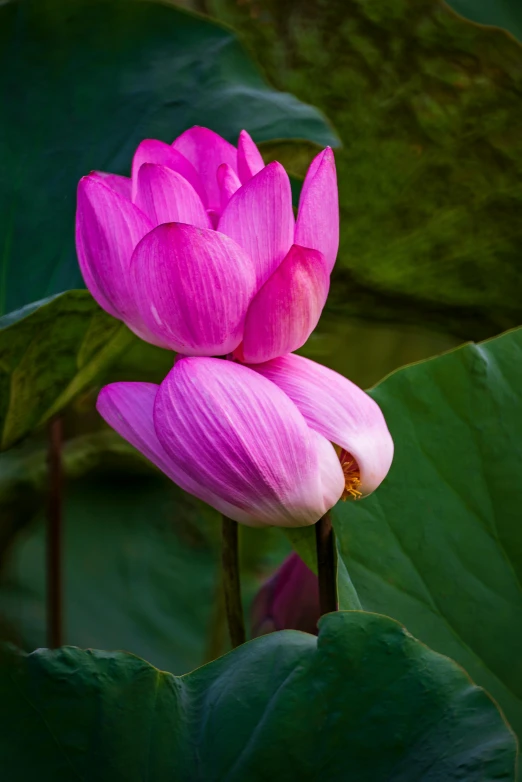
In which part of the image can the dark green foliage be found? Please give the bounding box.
[445,0,522,42]
[0,0,336,316]
[0,612,516,780]
[0,292,133,450]
[210,0,522,340]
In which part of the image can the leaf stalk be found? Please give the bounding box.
[315,512,338,615]
[221,515,246,648]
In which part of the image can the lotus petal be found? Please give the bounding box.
[96,382,245,520]
[131,223,256,355]
[217,163,241,212]
[76,175,166,345]
[135,164,211,228]
[131,138,206,205]
[250,353,394,495]
[239,244,329,363]
[218,161,294,287]
[154,357,344,526]
[172,126,237,213]
[90,171,131,200]
[295,148,339,272]
[237,129,265,184]
[251,553,320,636]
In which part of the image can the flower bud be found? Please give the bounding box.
[251,553,320,637]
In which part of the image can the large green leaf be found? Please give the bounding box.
[444,0,522,42]
[0,291,134,450]
[324,328,522,763]
[0,0,336,316]
[0,611,516,781]
[209,0,522,341]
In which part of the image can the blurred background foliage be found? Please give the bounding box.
[1,0,522,740]
[445,0,522,42]
[207,0,522,344]
[0,422,291,673]
[0,0,337,315]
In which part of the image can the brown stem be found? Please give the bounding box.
[221,515,246,648]
[315,512,338,615]
[47,417,64,648]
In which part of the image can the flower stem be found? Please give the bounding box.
[221,515,246,648]
[315,511,338,615]
[47,417,64,648]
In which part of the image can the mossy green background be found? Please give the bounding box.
[208,0,522,343]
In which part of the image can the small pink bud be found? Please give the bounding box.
[251,553,320,637]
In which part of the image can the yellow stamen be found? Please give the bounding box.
[338,448,362,501]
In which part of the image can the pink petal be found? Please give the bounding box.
[250,353,394,495]
[131,139,206,205]
[76,175,167,346]
[217,163,241,212]
[237,129,265,184]
[134,164,211,229]
[172,126,237,213]
[154,357,343,527]
[130,223,256,355]
[218,161,294,287]
[313,428,347,510]
[251,553,320,637]
[239,244,330,364]
[295,148,339,272]
[90,171,132,200]
[96,382,246,521]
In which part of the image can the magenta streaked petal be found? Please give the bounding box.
[131,138,206,205]
[96,383,246,520]
[237,129,265,184]
[97,382,174,477]
[172,126,237,213]
[313,428,346,510]
[154,357,342,527]
[135,164,211,229]
[240,244,330,364]
[251,553,320,637]
[250,353,394,495]
[130,223,256,355]
[218,161,294,287]
[217,163,241,212]
[206,209,220,230]
[295,148,339,272]
[76,175,166,345]
[90,171,132,200]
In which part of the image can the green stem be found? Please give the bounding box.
[221,515,246,648]
[315,511,338,615]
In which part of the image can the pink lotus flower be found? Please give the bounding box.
[96,354,393,527]
[76,126,338,361]
[251,553,320,637]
